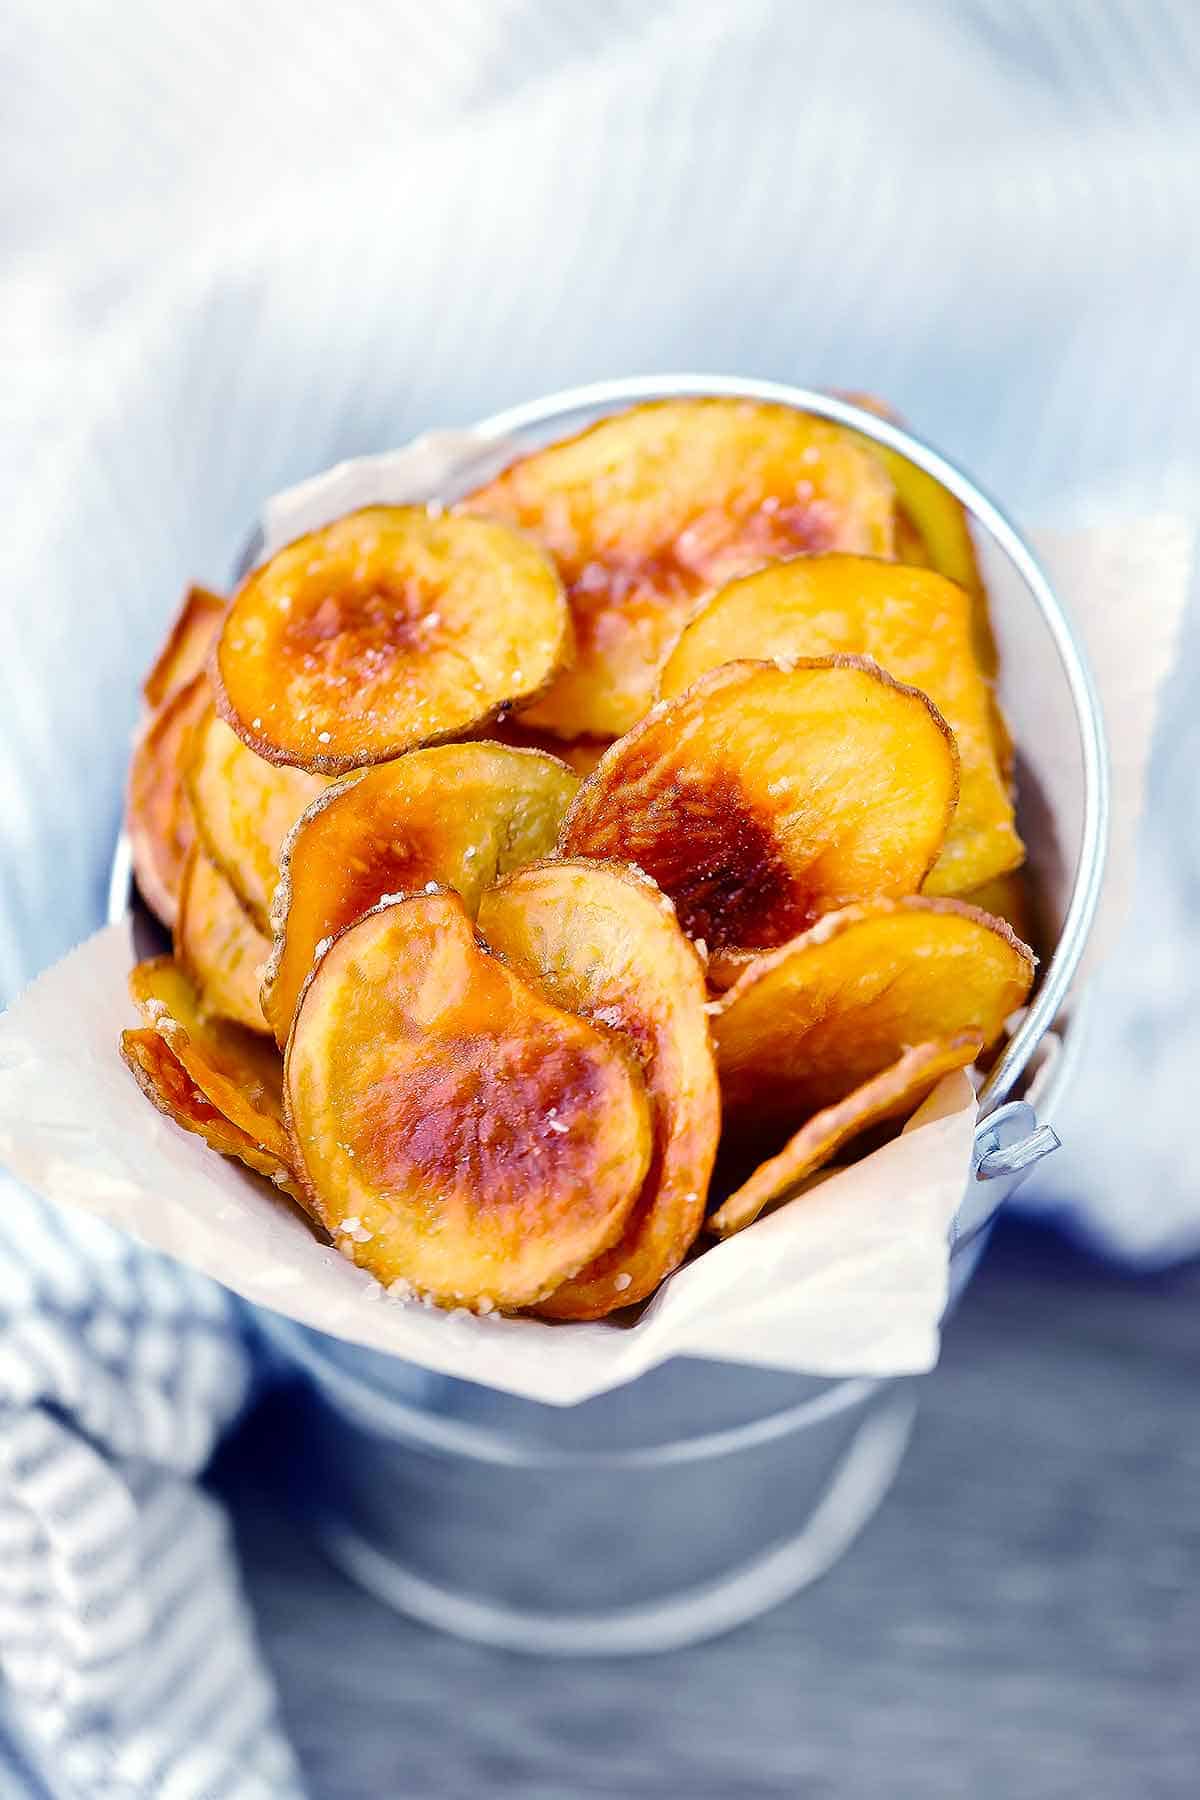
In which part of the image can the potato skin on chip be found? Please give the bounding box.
[127,670,211,929]
[658,556,1022,895]
[560,657,958,957]
[186,708,330,933]
[708,1034,981,1238]
[284,892,653,1311]
[713,897,1034,1134]
[467,398,898,738]
[176,848,272,1034]
[263,742,578,1047]
[478,859,720,1318]
[960,868,1037,952]
[213,506,570,773]
[129,957,291,1165]
[142,586,225,711]
[120,1026,298,1193]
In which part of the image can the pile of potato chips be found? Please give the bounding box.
[123,397,1036,1320]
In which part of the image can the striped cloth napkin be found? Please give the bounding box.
[0,1186,302,1797]
[2,1,1198,1792]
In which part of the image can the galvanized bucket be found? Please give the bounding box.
[116,377,1110,1655]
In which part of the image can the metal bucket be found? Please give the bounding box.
[118,376,1110,1654]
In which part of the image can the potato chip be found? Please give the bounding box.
[176,847,272,1034]
[478,859,719,1317]
[186,707,330,933]
[284,892,653,1311]
[658,555,1022,895]
[141,585,225,711]
[263,742,578,1046]
[127,670,211,929]
[467,397,898,737]
[560,658,958,957]
[129,957,291,1165]
[213,506,570,773]
[708,1034,981,1238]
[120,1026,298,1193]
[713,897,1034,1134]
[839,392,996,672]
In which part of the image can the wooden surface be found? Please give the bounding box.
[214,1220,1200,1798]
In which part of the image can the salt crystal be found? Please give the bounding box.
[424,612,441,629]
[614,1272,632,1292]
[547,1118,569,1136]
[317,730,332,744]
[337,1217,362,1233]
[476,1296,495,1316]
[313,936,332,959]
[252,717,262,730]
[423,881,440,894]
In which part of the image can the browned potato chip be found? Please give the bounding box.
[284,892,653,1311]
[478,859,720,1317]
[263,743,579,1046]
[713,897,1034,1135]
[129,957,291,1165]
[467,397,898,737]
[141,586,225,711]
[213,506,570,773]
[186,707,330,933]
[839,392,996,672]
[658,556,1022,895]
[120,1026,297,1192]
[176,847,272,1034]
[560,658,958,957]
[708,1034,981,1238]
[127,670,211,928]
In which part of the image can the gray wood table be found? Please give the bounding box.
[214,1220,1200,1798]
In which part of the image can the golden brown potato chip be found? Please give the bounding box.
[176,847,272,1034]
[141,586,225,711]
[839,392,996,672]
[708,1034,981,1238]
[478,859,720,1317]
[467,397,898,738]
[127,670,212,929]
[658,556,1021,895]
[263,743,579,1047]
[129,957,291,1165]
[213,506,570,773]
[186,707,330,933]
[284,892,653,1311]
[560,658,958,958]
[713,897,1034,1135]
[120,1026,297,1192]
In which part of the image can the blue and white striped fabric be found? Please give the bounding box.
[2,1,1199,1792]
[0,1186,302,1797]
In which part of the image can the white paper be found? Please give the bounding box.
[0,427,1188,1405]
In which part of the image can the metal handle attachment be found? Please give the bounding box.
[956,1101,1061,1250]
